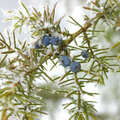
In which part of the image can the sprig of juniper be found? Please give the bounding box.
[0,0,120,120]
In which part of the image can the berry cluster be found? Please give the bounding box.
[60,50,89,73]
[60,56,81,73]
[34,34,62,48]
[34,34,89,73]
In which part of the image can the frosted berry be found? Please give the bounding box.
[41,35,51,46]
[34,42,40,49]
[81,51,89,59]
[60,56,71,67]
[70,61,81,73]
[51,36,62,46]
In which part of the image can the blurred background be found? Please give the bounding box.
[0,0,120,120]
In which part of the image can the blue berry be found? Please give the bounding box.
[70,61,81,73]
[41,35,51,46]
[60,56,71,67]
[51,36,62,46]
[34,42,40,49]
[81,51,89,59]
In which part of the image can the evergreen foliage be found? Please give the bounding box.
[0,0,120,120]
